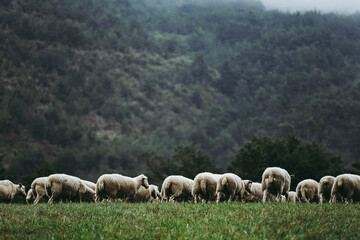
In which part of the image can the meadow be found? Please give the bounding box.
[1,202,359,239]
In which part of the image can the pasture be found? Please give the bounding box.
[1,202,359,239]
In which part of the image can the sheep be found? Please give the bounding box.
[46,174,94,203]
[95,173,149,202]
[26,189,35,204]
[216,173,246,203]
[243,182,263,202]
[288,191,296,203]
[30,177,49,204]
[134,184,161,203]
[330,174,360,204]
[82,180,96,191]
[0,180,26,203]
[261,167,291,202]
[319,176,335,203]
[243,180,253,195]
[192,172,222,203]
[81,179,96,202]
[295,179,320,203]
[161,175,194,202]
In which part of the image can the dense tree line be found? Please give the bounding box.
[0,0,360,183]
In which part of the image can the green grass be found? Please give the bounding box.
[1,202,359,239]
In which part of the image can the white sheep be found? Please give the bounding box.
[192,172,222,203]
[26,189,35,204]
[82,180,96,191]
[243,182,263,202]
[261,167,291,202]
[331,174,360,204]
[46,174,94,203]
[0,180,26,203]
[161,175,194,202]
[319,176,335,203]
[216,173,246,203]
[288,191,296,203]
[134,184,161,203]
[95,173,149,202]
[30,177,49,204]
[296,179,320,203]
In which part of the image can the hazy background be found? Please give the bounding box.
[262,0,360,13]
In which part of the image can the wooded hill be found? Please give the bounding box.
[1,0,360,183]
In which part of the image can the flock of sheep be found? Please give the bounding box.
[1,167,359,204]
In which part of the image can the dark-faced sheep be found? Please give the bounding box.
[161,175,194,202]
[95,173,149,202]
[261,167,291,202]
[331,174,360,204]
[296,179,320,203]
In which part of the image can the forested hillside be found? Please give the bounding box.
[1,0,360,183]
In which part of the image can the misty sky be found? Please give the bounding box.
[261,0,360,14]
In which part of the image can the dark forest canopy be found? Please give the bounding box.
[1,0,360,185]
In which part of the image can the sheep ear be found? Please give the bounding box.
[290,174,295,179]
[19,183,22,187]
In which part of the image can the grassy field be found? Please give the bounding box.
[1,202,359,239]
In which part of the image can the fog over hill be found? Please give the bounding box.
[261,0,360,14]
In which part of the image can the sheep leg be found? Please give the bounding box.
[49,192,59,204]
[34,193,44,204]
[262,189,268,203]
[169,190,182,203]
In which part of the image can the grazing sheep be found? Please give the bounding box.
[161,175,194,202]
[46,174,93,203]
[31,177,49,204]
[216,173,246,203]
[95,173,149,202]
[296,179,320,203]
[0,180,26,203]
[192,172,222,203]
[135,184,161,203]
[81,180,96,202]
[261,167,291,202]
[26,189,35,204]
[319,176,335,203]
[82,180,96,191]
[331,174,360,204]
[288,191,296,203]
[243,182,263,202]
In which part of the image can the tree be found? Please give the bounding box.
[228,134,343,189]
[142,144,221,186]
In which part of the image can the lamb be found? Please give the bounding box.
[134,184,161,203]
[46,174,95,203]
[288,191,296,203]
[296,179,319,203]
[192,172,222,203]
[95,173,149,202]
[161,175,194,202]
[243,182,263,202]
[330,174,360,204]
[0,180,26,203]
[319,176,335,203]
[30,177,49,204]
[216,173,246,203]
[261,167,291,202]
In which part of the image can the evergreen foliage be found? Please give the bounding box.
[0,0,359,181]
